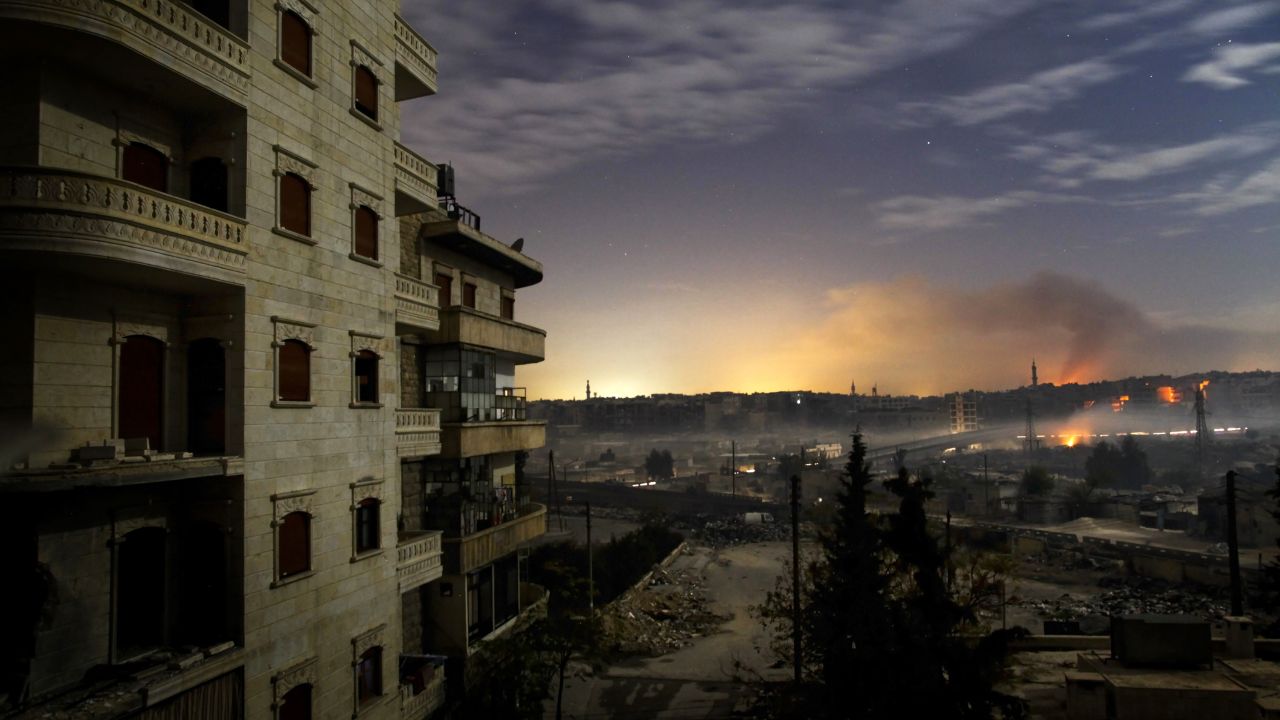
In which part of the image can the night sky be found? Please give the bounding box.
[399,1,1280,400]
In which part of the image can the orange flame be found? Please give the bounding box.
[1156,386,1179,404]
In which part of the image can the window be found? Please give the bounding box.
[116,526,167,658]
[281,10,311,76]
[501,295,515,320]
[435,273,453,307]
[278,511,311,579]
[355,499,379,553]
[279,683,312,720]
[190,157,228,212]
[280,172,311,237]
[354,349,378,404]
[119,334,165,450]
[354,66,377,121]
[122,142,168,193]
[356,647,382,706]
[463,282,477,309]
[354,206,378,260]
[278,339,311,402]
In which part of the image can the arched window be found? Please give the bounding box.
[190,157,229,212]
[354,66,377,121]
[281,10,311,76]
[280,683,312,720]
[119,334,164,450]
[353,205,378,260]
[278,511,310,579]
[278,339,310,402]
[355,498,379,553]
[122,142,168,193]
[356,647,382,706]
[354,350,378,405]
[280,172,311,237]
[116,526,167,656]
[187,338,225,454]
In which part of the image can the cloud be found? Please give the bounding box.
[1174,155,1280,215]
[768,272,1278,394]
[1078,0,1196,30]
[901,59,1125,126]
[1182,42,1280,89]
[401,0,1041,190]
[874,190,1092,232]
[1185,2,1280,36]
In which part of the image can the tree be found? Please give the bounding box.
[1084,441,1120,490]
[755,432,1026,719]
[644,448,674,479]
[1085,438,1154,490]
[776,453,804,481]
[1118,435,1153,488]
[1019,466,1054,496]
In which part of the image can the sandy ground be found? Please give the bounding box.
[547,542,791,719]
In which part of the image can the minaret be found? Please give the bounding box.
[585,380,591,400]
[850,380,856,396]
[1031,358,1038,388]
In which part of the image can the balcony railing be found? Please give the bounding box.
[0,167,248,282]
[393,142,437,216]
[397,531,443,593]
[395,408,441,458]
[439,197,480,231]
[443,503,546,575]
[394,13,438,100]
[399,666,446,720]
[0,0,251,99]
[394,273,440,333]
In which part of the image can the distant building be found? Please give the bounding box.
[948,392,980,433]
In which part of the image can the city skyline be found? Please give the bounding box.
[402,0,1280,399]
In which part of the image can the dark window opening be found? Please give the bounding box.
[280,172,310,237]
[120,334,164,451]
[189,157,228,212]
[281,11,311,76]
[278,339,310,402]
[356,647,382,706]
[354,206,378,259]
[354,66,377,121]
[355,498,379,553]
[500,296,514,320]
[435,273,453,308]
[116,527,167,657]
[355,350,378,404]
[189,0,230,29]
[467,569,493,640]
[280,683,312,720]
[122,142,168,193]
[175,522,228,646]
[463,283,477,309]
[278,511,310,579]
[187,338,225,454]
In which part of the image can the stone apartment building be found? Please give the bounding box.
[0,1,546,718]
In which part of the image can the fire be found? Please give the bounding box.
[1111,395,1130,412]
[1199,379,1210,392]
[1156,386,1180,404]
[1065,435,1079,448]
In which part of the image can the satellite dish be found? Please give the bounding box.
[511,237,525,252]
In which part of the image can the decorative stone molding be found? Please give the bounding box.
[112,314,170,345]
[350,39,383,70]
[270,488,315,521]
[273,146,318,186]
[0,168,248,277]
[0,0,251,100]
[274,0,318,29]
[350,477,384,506]
[352,624,386,659]
[111,508,168,541]
[272,316,316,348]
[349,183,383,217]
[393,13,437,94]
[114,129,175,160]
[392,142,437,213]
[349,330,387,357]
[272,656,318,703]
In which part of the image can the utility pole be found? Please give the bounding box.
[547,450,555,511]
[983,453,990,516]
[586,500,594,613]
[1195,384,1210,480]
[945,509,953,593]
[1225,470,1243,616]
[731,440,737,498]
[790,473,802,686]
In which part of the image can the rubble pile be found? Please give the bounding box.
[599,566,728,656]
[696,518,791,547]
[1016,577,1230,624]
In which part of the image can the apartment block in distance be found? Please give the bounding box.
[0,0,547,717]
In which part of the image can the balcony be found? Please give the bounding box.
[396,408,442,458]
[1,0,250,101]
[443,503,546,575]
[394,13,438,100]
[421,216,543,289]
[397,531,443,594]
[394,142,438,216]
[433,306,545,364]
[0,167,248,285]
[399,660,446,720]
[395,273,440,334]
[440,420,545,459]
